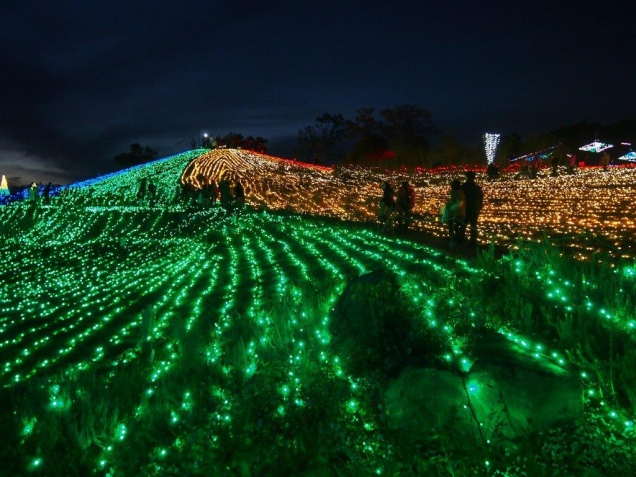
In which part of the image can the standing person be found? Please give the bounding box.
[601,150,610,171]
[219,178,232,211]
[28,182,38,202]
[531,156,541,179]
[444,180,466,246]
[486,163,499,181]
[233,180,245,211]
[378,181,396,224]
[137,178,147,206]
[148,181,157,207]
[568,154,577,174]
[43,182,53,205]
[550,154,559,176]
[461,171,484,246]
[204,180,219,206]
[517,160,530,180]
[396,181,415,231]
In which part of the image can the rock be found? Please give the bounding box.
[330,269,402,343]
[330,270,413,374]
[384,367,474,437]
[467,331,583,437]
[384,332,583,439]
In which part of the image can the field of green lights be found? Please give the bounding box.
[1,150,636,476]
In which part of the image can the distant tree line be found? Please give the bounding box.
[295,105,438,168]
[212,133,268,153]
[294,107,636,169]
[113,118,635,171]
[114,143,158,167]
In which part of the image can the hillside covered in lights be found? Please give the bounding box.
[1,149,636,476]
[181,148,636,260]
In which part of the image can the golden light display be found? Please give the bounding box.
[179,149,636,260]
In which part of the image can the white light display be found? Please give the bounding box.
[579,141,613,153]
[483,133,501,165]
[509,145,557,163]
[618,151,636,162]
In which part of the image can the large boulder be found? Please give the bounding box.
[467,331,583,437]
[384,367,475,438]
[330,270,451,375]
[384,332,583,439]
[330,269,403,343]
[330,270,419,374]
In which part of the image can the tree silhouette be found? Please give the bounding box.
[346,108,388,166]
[379,104,438,167]
[213,133,268,153]
[114,143,158,167]
[296,113,348,164]
[433,134,464,166]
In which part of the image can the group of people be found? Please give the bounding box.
[178,176,245,212]
[26,182,54,204]
[136,178,158,206]
[441,171,484,247]
[379,180,416,232]
[379,171,484,247]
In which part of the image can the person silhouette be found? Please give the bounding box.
[444,179,465,247]
[461,171,484,246]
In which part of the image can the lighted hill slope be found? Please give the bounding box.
[30,147,636,260]
[1,150,636,475]
[62,149,207,203]
[179,148,636,259]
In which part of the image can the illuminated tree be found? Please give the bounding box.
[0,175,8,196]
[483,133,501,165]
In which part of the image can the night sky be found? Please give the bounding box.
[1,1,634,185]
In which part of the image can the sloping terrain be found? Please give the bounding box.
[0,150,635,476]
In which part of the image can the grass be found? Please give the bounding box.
[0,153,635,476]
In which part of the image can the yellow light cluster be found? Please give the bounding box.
[180,150,636,258]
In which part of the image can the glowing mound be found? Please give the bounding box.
[180,148,383,220]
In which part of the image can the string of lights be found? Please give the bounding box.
[483,133,501,165]
[1,148,635,474]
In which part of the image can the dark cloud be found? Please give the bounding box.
[0,1,634,183]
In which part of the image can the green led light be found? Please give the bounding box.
[2,150,636,475]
